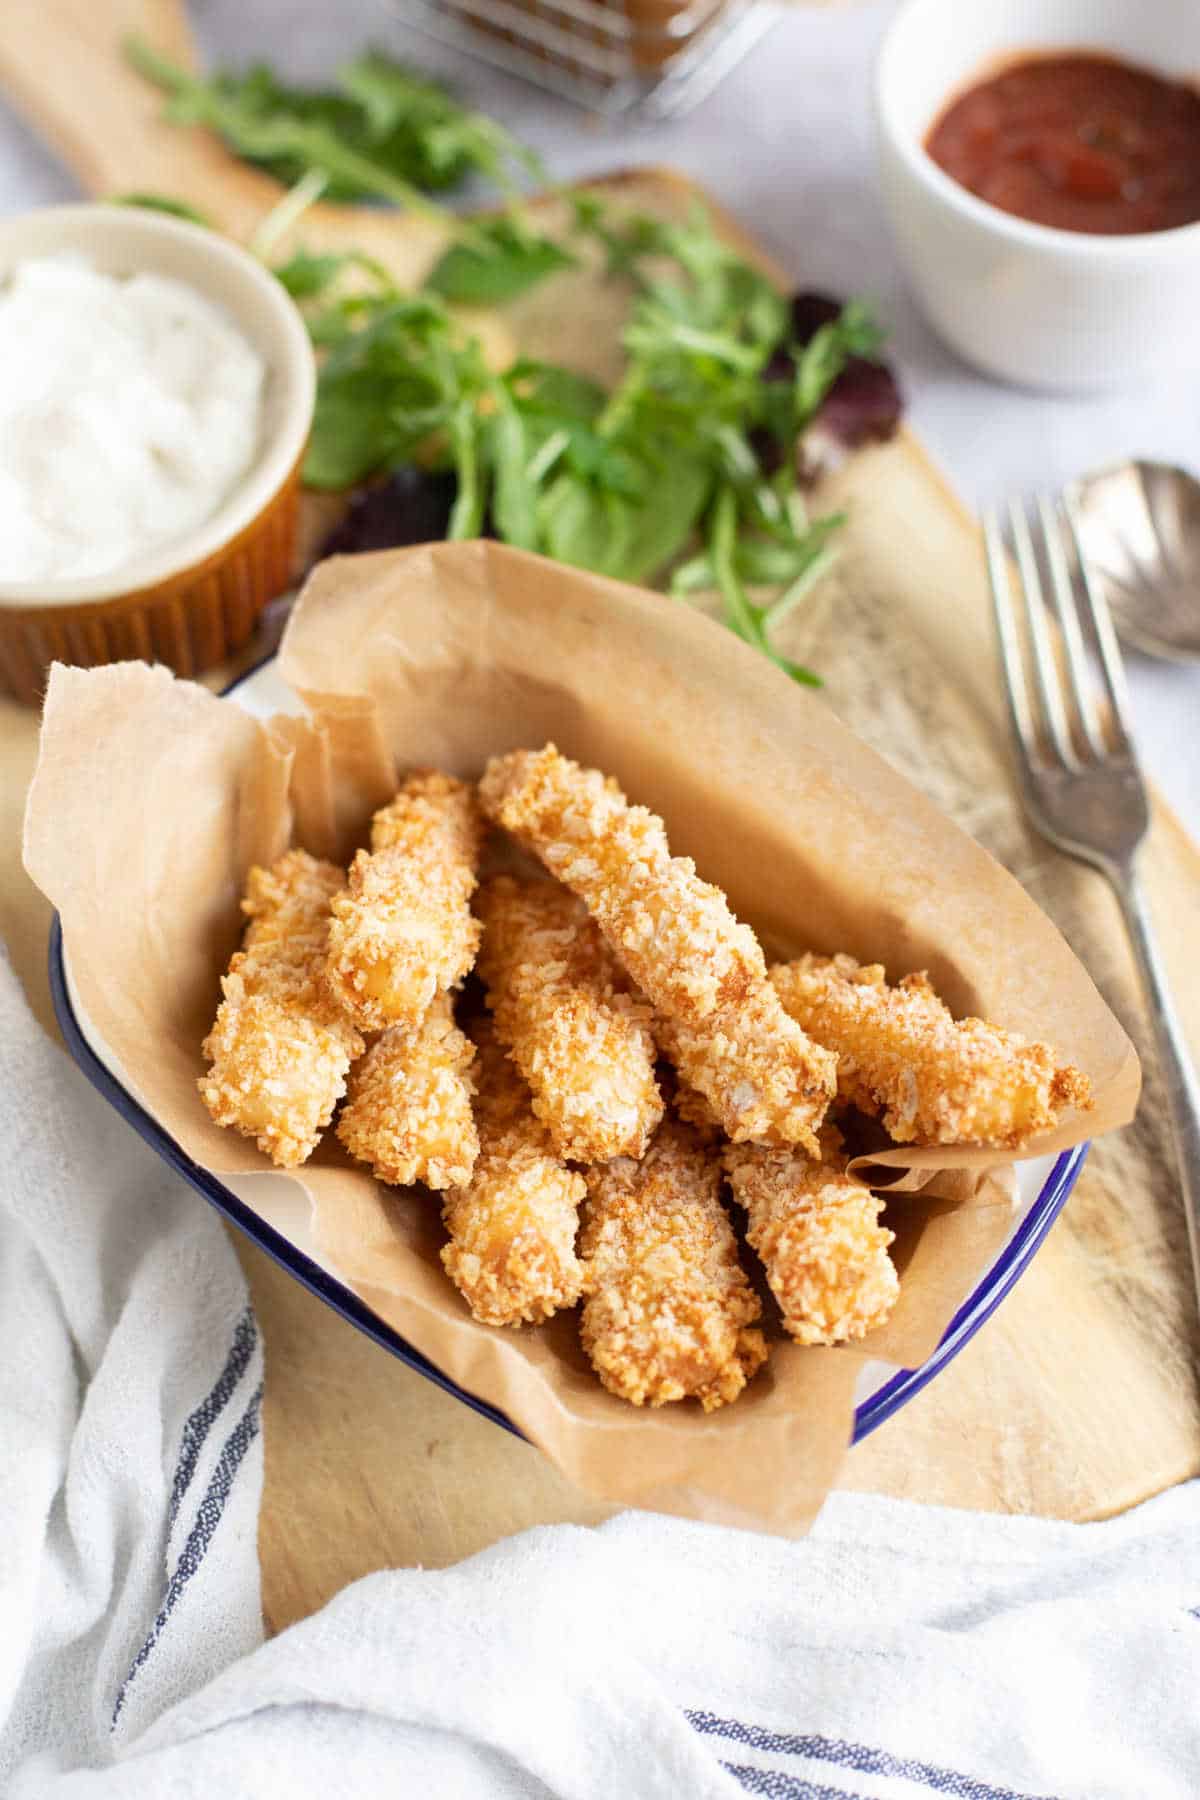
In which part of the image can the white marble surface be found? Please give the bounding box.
[1,0,1196,828]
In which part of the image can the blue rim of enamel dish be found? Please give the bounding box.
[49,644,1090,1443]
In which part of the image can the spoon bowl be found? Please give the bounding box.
[1069,460,1200,664]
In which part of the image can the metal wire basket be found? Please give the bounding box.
[392,0,778,117]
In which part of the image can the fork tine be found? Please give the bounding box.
[1063,491,1138,756]
[983,507,1038,758]
[1007,497,1076,766]
[1036,493,1107,761]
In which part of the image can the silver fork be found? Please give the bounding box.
[983,492,1200,1309]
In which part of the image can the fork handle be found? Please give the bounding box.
[1112,864,1200,1305]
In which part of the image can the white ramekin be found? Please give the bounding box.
[874,0,1200,391]
[0,205,316,704]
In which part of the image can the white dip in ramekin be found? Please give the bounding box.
[0,252,265,584]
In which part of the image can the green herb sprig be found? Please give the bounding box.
[124,39,546,214]
[287,205,883,685]
[125,40,577,302]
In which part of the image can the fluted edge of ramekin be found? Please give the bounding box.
[0,453,302,706]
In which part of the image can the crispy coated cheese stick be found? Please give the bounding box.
[579,1117,767,1410]
[654,992,836,1155]
[479,744,762,1020]
[724,1129,898,1346]
[480,745,835,1149]
[199,849,364,1168]
[441,1023,585,1328]
[337,992,479,1190]
[326,771,483,1032]
[476,875,662,1162]
[771,953,1092,1149]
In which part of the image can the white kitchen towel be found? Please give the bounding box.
[0,951,263,1780]
[2,947,1199,1800]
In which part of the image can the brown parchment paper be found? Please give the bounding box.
[22,539,1138,1534]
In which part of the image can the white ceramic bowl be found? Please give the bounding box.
[875,0,1200,390]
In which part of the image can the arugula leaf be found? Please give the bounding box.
[272,243,395,306]
[109,192,214,226]
[426,216,576,305]
[124,38,540,212]
[501,363,625,488]
[302,294,492,490]
[274,248,355,300]
[703,484,824,687]
[334,51,451,144]
[337,50,547,196]
[447,399,485,539]
[671,527,842,599]
[125,39,449,221]
[486,388,538,550]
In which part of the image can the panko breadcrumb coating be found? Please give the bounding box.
[480,745,834,1149]
[476,875,663,1163]
[724,1128,898,1346]
[441,1023,585,1328]
[325,771,483,1032]
[199,849,364,1168]
[337,992,478,1190]
[579,1117,768,1410]
[771,953,1092,1149]
[479,744,762,1021]
[655,991,837,1153]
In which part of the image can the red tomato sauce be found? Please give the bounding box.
[925,51,1200,235]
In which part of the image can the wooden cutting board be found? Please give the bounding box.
[4,0,1200,1636]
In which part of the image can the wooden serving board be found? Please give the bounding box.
[4,0,1200,1635]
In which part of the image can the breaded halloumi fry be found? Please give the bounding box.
[325,771,483,1032]
[479,745,762,1020]
[441,1023,585,1328]
[579,1117,767,1410]
[476,875,662,1162]
[479,745,834,1149]
[654,990,837,1154]
[771,953,1092,1150]
[337,992,478,1190]
[200,849,364,1168]
[724,1128,898,1346]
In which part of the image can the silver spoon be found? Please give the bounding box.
[1068,459,1200,663]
